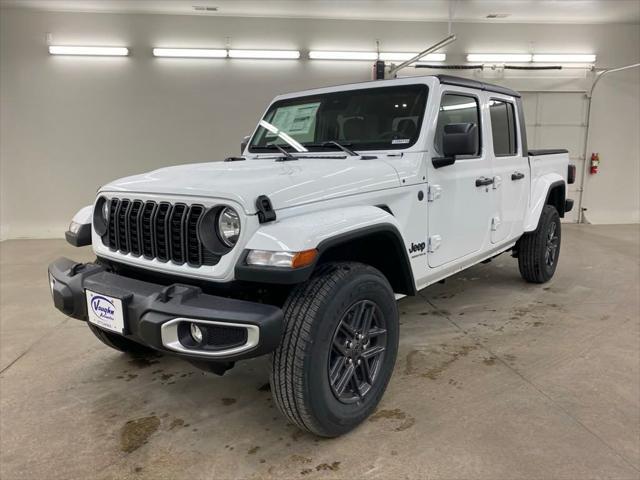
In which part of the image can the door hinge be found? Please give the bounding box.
[427,184,442,202]
[427,235,442,253]
[491,216,501,231]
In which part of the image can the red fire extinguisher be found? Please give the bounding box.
[590,152,600,174]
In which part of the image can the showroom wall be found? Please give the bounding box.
[1,7,639,239]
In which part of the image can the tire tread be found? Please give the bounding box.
[270,262,387,436]
[518,205,560,283]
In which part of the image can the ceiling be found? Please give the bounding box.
[2,0,639,24]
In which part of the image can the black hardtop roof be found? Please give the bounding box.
[436,74,521,98]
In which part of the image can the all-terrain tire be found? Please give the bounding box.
[270,262,399,437]
[88,323,157,356]
[518,205,561,283]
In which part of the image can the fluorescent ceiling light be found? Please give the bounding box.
[309,51,378,61]
[379,52,446,62]
[467,53,532,63]
[48,46,129,56]
[441,102,477,111]
[532,54,596,63]
[228,49,300,59]
[153,48,227,58]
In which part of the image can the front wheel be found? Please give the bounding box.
[518,205,561,283]
[270,262,399,437]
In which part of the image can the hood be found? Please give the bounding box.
[100,158,401,213]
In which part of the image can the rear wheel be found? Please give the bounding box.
[88,323,156,356]
[518,205,561,283]
[270,262,399,437]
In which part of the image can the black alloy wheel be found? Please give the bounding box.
[544,221,559,268]
[328,300,387,404]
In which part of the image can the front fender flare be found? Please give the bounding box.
[235,206,414,292]
[65,205,93,247]
[72,205,93,225]
[244,205,403,252]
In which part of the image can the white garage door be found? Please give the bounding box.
[521,92,587,223]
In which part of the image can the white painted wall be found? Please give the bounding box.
[582,68,640,224]
[1,8,638,239]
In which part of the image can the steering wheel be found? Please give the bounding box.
[380,130,398,140]
[379,131,408,140]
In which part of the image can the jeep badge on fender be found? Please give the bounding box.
[409,242,426,255]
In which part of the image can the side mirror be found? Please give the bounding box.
[443,123,478,158]
[240,135,251,154]
[433,123,478,169]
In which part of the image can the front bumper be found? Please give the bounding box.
[48,257,283,362]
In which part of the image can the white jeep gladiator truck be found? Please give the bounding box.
[49,74,575,437]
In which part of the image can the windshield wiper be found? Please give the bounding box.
[250,144,297,158]
[273,144,298,161]
[302,141,379,160]
[301,141,358,156]
[250,145,286,151]
[322,141,358,157]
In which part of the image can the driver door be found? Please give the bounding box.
[427,90,494,268]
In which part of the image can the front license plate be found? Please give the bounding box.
[85,290,125,334]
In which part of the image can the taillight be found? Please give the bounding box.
[567,164,576,184]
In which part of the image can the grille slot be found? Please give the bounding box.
[102,198,219,267]
[107,198,120,249]
[186,205,204,266]
[169,203,187,264]
[155,202,171,261]
[117,199,130,253]
[141,202,156,258]
[129,200,143,256]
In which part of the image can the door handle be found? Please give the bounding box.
[475,177,495,187]
[511,172,525,181]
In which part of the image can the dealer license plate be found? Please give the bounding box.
[85,289,125,334]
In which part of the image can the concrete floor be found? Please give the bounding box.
[1,224,639,480]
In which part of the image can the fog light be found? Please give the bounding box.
[190,323,203,344]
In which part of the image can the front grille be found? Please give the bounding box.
[102,198,220,267]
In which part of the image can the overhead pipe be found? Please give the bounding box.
[577,62,640,223]
[414,64,569,70]
[387,34,456,78]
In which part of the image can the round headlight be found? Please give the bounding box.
[101,199,110,221]
[93,196,109,236]
[217,207,241,247]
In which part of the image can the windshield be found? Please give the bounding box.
[249,84,428,153]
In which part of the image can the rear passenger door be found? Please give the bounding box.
[488,96,529,243]
[427,90,494,268]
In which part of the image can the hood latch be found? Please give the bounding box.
[256,195,276,223]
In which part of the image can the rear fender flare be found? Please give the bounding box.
[524,175,565,231]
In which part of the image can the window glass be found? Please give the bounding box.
[489,100,517,156]
[435,94,481,156]
[249,85,428,152]
[264,103,320,144]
